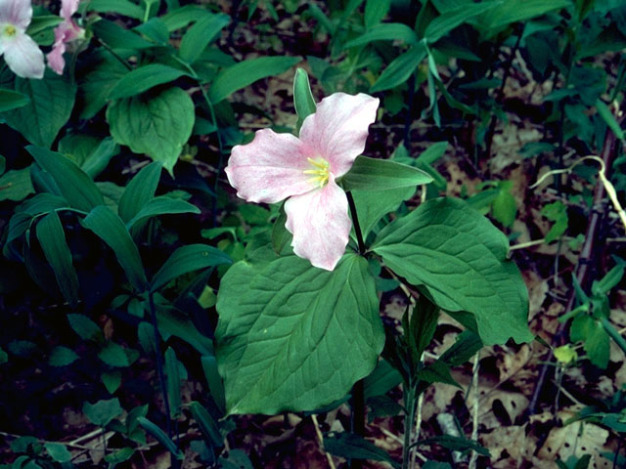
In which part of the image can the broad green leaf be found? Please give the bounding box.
[340,156,433,191]
[424,1,498,43]
[28,146,104,212]
[216,253,384,414]
[27,15,63,37]
[126,196,201,229]
[208,56,301,103]
[49,346,80,367]
[179,13,230,64]
[324,433,400,468]
[88,0,144,19]
[2,74,76,147]
[98,341,131,367]
[118,162,162,223]
[68,313,103,342]
[44,443,72,463]
[350,186,416,239]
[107,87,195,173]
[80,51,129,119]
[151,244,231,292]
[108,64,189,100]
[0,167,34,201]
[101,370,121,393]
[81,206,148,291]
[36,211,80,307]
[371,44,426,93]
[293,68,316,130]
[84,398,123,427]
[364,0,391,28]
[0,88,29,111]
[344,23,417,48]
[571,315,609,369]
[135,18,170,45]
[373,198,532,345]
[92,19,156,49]
[165,347,182,419]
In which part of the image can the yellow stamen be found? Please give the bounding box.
[303,157,331,188]
[2,25,17,37]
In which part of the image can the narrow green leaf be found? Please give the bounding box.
[0,88,29,112]
[371,44,426,93]
[324,433,400,468]
[340,156,433,191]
[344,23,417,48]
[137,417,183,459]
[108,64,189,100]
[49,346,80,367]
[68,314,103,342]
[88,0,144,19]
[208,56,301,103]
[44,443,72,463]
[92,19,156,49]
[156,304,214,356]
[293,68,316,128]
[179,13,230,64]
[424,1,498,43]
[364,0,391,28]
[596,99,624,142]
[373,198,532,345]
[107,87,195,173]
[2,75,76,147]
[126,196,200,230]
[165,347,182,419]
[201,355,226,413]
[81,137,119,178]
[159,5,211,31]
[216,253,384,414]
[36,211,80,306]
[189,401,223,448]
[81,206,148,291]
[28,145,104,212]
[118,162,162,223]
[151,244,231,292]
[475,0,570,38]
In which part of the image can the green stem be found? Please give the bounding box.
[402,385,417,469]
[350,379,365,469]
[346,191,366,254]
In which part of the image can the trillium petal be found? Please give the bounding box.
[225,128,316,204]
[284,179,351,271]
[46,39,66,75]
[299,92,379,178]
[60,0,79,20]
[3,31,44,78]
[0,0,32,29]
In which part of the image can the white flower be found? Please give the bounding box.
[0,0,45,79]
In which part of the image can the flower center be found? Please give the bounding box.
[303,157,331,188]
[2,24,17,38]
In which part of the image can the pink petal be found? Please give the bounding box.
[225,128,317,204]
[2,31,44,78]
[299,92,379,178]
[60,0,79,21]
[284,179,351,271]
[0,0,32,30]
[46,39,66,75]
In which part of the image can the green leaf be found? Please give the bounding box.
[49,346,80,367]
[136,417,183,459]
[371,44,426,93]
[108,64,189,100]
[88,0,144,19]
[83,398,123,427]
[44,443,72,463]
[159,5,211,31]
[0,167,34,201]
[341,156,433,191]
[151,244,231,292]
[165,347,182,419]
[350,186,416,239]
[373,198,532,345]
[28,145,104,212]
[2,75,76,148]
[107,87,195,173]
[80,52,129,119]
[344,23,417,48]
[425,1,498,43]
[92,19,156,49]
[126,196,200,229]
[596,99,625,143]
[216,253,385,414]
[81,137,119,178]
[81,206,148,291]
[36,211,80,307]
[68,313,103,342]
[571,315,610,368]
[323,432,400,468]
[209,56,301,103]
[98,341,131,367]
[189,401,223,448]
[201,355,226,413]
[118,162,162,223]
[101,370,122,393]
[156,304,214,356]
[364,0,391,28]
[0,88,29,112]
[104,447,135,465]
[179,13,230,64]
[293,68,316,130]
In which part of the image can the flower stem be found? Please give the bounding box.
[346,191,366,255]
[402,385,417,469]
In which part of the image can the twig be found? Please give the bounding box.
[468,352,480,469]
[311,415,336,469]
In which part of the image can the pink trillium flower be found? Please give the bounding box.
[0,0,45,79]
[225,92,379,271]
[47,0,83,75]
